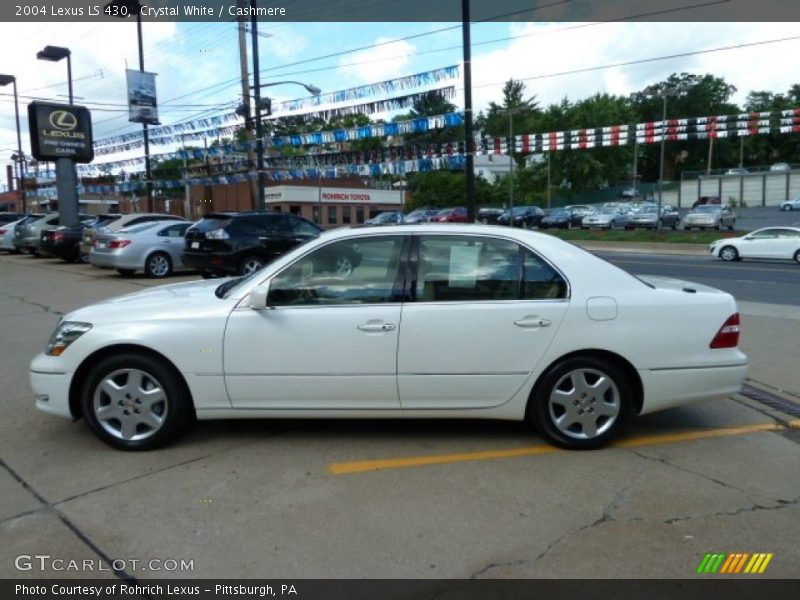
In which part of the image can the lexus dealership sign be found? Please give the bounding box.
[28,101,94,163]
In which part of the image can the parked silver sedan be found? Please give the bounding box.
[683,206,736,231]
[90,220,192,278]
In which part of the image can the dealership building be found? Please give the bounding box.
[262,185,406,227]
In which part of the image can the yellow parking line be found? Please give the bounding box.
[328,421,798,475]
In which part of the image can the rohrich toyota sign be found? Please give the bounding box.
[28,101,94,163]
[264,185,404,205]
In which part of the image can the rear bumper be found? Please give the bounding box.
[639,361,748,414]
[182,251,239,275]
[89,251,140,270]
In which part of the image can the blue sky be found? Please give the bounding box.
[2,19,800,180]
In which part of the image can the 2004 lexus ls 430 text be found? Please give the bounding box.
[29,224,748,451]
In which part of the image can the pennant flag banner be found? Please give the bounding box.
[92,65,461,151]
[78,112,465,174]
[271,65,459,114]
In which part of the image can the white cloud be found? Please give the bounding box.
[336,37,416,84]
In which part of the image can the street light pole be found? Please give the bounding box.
[0,75,25,212]
[509,111,514,221]
[250,0,265,211]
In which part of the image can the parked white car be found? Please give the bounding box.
[779,198,800,211]
[31,225,747,451]
[709,227,800,264]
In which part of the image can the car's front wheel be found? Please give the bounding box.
[334,254,354,278]
[794,249,800,265]
[529,356,633,449]
[719,245,739,261]
[783,204,793,211]
[81,353,194,450]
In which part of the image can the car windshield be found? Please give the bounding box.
[597,209,617,215]
[118,222,158,234]
[437,209,454,216]
[550,210,569,217]
[694,206,722,213]
[375,212,399,222]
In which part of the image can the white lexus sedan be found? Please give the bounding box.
[30,225,748,451]
[709,227,800,264]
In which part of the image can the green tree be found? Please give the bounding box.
[482,78,540,137]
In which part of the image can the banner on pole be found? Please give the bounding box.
[126,69,159,125]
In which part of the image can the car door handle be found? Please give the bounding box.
[357,322,396,333]
[514,317,551,328]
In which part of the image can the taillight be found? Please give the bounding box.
[53,231,66,242]
[109,240,132,249]
[710,313,740,348]
[0,229,6,235]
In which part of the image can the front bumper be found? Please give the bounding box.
[30,356,74,419]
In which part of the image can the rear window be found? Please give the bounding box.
[118,222,158,234]
[191,217,233,233]
[95,215,122,227]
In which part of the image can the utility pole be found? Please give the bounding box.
[707,136,714,175]
[546,151,551,209]
[250,0,265,211]
[461,0,475,221]
[631,140,638,198]
[237,0,257,209]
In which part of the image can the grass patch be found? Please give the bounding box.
[541,228,744,244]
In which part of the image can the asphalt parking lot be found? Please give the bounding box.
[1,253,799,579]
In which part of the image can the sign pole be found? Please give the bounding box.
[56,158,79,227]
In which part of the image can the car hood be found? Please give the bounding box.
[63,278,232,324]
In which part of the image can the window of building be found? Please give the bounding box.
[327,206,337,225]
[312,205,321,224]
[356,206,365,224]
[342,206,352,224]
[289,205,302,216]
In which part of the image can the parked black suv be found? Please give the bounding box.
[183,211,329,277]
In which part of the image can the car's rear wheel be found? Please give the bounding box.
[719,245,739,261]
[794,249,800,265]
[239,255,265,275]
[145,252,172,278]
[81,353,194,451]
[783,204,793,211]
[529,356,633,449]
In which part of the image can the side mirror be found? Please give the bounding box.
[249,283,270,310]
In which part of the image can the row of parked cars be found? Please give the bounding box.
[0,210,360,280]
[475,202,735,232]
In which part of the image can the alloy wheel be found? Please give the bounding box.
[547,367,620,440]
[147,253,171,278]
[720,246,738,261]
[92,368,168,442]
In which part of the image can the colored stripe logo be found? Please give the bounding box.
[697,552,773,574]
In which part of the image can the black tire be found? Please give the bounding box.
[610,220,616,230]
[116,268,136,277]
[80,352,194,451]
[201,271,216,279]
[794,249,800,265]
[728,220,735,232]
[783,205,792,211]
[144,251,172,279]
[528,356,634,450]
[719,245,739,262]
[239,255,265,276]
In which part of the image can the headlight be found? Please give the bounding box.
[45,322,92,356]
